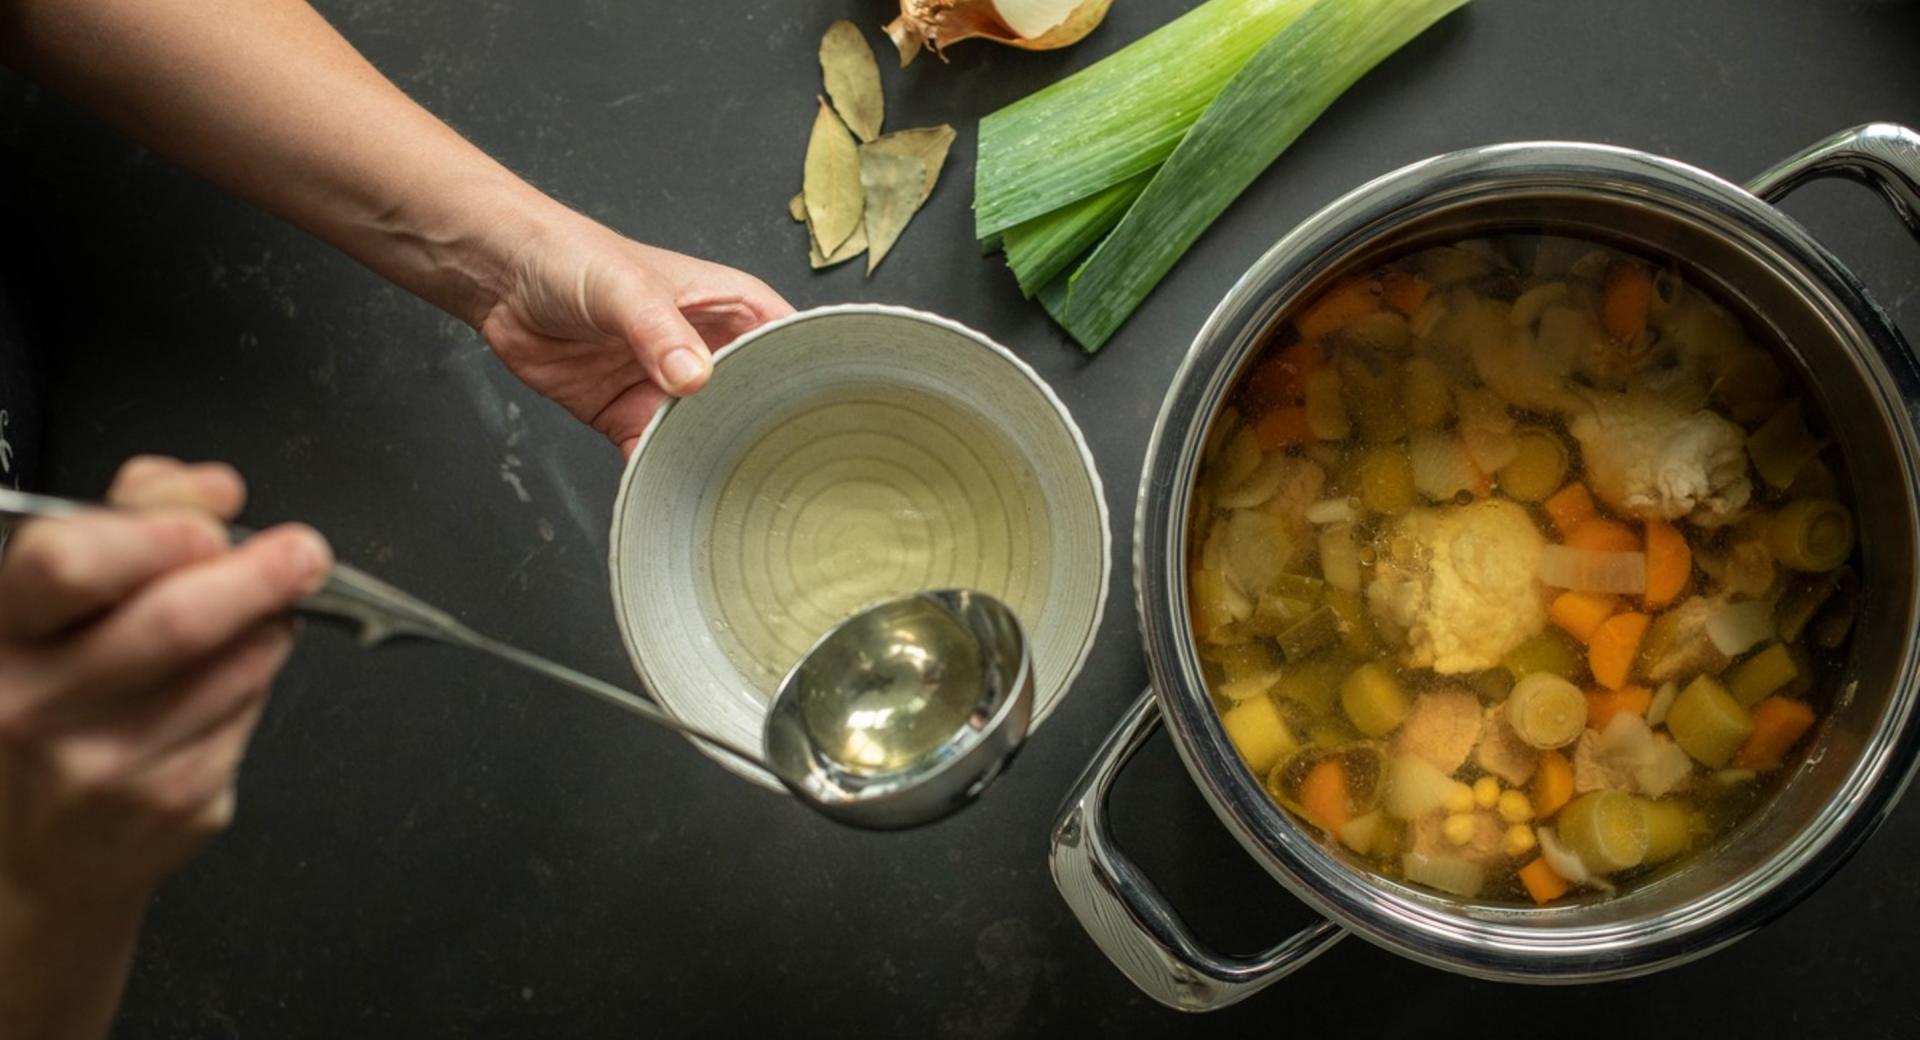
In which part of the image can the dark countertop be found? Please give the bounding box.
[5,0,1920,1035]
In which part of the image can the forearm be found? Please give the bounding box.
[0,0,563,325]
[0,883,147,1040]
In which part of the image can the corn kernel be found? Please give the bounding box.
[1442,813,1478,846]
[1473,776,1501,809]
[1443,782,1475,814]
[1503,824,1536,857]
[1497,789,1534,824]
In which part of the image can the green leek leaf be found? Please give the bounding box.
[1002,169,1153,298]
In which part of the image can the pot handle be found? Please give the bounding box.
[1747,123,1920,242]
[1048,690,1344,1012]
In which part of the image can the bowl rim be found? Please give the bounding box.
[608,302,1113,787]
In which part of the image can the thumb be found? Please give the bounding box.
[590,271,713,396]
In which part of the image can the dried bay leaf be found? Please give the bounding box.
[820,20,884,143]
[787,192,808,222]
[862,125,956,210]
[809,214,868,270]
[803,97,863,255]
[859,150,927,275]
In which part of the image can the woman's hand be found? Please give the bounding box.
[476,216,793,457]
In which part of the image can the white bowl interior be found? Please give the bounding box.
[610,306,1110,788]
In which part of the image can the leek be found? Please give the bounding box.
[1052,0,1472,351]
[1002,169,1152,298]
[973,0,1315,240]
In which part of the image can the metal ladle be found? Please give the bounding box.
[0,489,1034,830]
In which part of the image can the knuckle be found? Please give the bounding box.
[10,526,93,598]
[149,597,219,652]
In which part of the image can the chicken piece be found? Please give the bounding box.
[1639,596,1732,684]
[1568,383,1752,527]
[1392,687,1484,774]
[1367,500,1548,674]
[1573,715,1696,798]
[1473,704,1540,785]
[1412,811,1507,868]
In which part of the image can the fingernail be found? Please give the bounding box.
[285,529,333,589]
[660,348,707,392]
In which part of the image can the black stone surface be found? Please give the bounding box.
[4,0,1920,1035]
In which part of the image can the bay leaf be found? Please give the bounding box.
[787,192,808,223]
[862,124,956,210]
[808,212,868,270]
[819,20,884,143]
[803,97,863,255]
[858,151,927,276]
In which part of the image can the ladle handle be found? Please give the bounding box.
[1048,690,1344,1012]
[1748,123,1920,243]
[0,488,771,771]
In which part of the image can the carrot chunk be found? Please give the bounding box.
[1254,406,1315,450]
[1245,339,1323,404]
[1543,483,1597,538]
[1643,518,1692,609]
[1586,686,1652,731]
[1299,758,1352,832]
[1294,277,1382,342]
[1532,750,1575,819]
[1550,591,1621,644]
[1588,612,1651,691]
[1519,856,1571,905]
[1382,270,1431,317]
[1566,518,1641,553]
[1602,261,1654,343]
[1733,697,1816,770]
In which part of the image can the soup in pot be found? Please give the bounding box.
[1190,234,1859,905]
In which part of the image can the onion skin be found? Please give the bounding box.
[884,0,1114,67]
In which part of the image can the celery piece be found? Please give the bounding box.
[974,0,1315,240]
[1003,170,1153,298]
[1049,0,1473,351]
[1277,605,1341,661]
[1727,643,1799,706]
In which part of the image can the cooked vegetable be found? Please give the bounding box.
[1733,696,1816,771]
[1296,277,1383,341]
[1726,642,1799,707]
[1299,756,1353,830]
[1216,669,1281,702]
[1247,340,1323,404]
[1517,857,1571,905]
[1637,798,1691,864]
[1341,357,1411,444]
[1776,568,1845,644]
[885,0,1114,66]
[1400,356,1453,427]
[1766,499,1854,572]
[1338,810,1395,857]
[1538,546,1648,596]
[1356,448,1417,516]
[1667,676,1754,768]
[1642,518,1692,609]
[1705,599,1776,657]
[1499,427,1570,502]
[1646,681,1679,728]
[1564,518,1641,554]
[1409,431,1481,501]
[1543,483,1598,538]
[1556,790,1649,874]
[1747,401,1825,489]
[974,0,1315,238]
[1223,696,1299,774]
[1305,497,1357,526]
[1191,567,1250,643]
[1304,367,1351,440]
[1532,749,1575,819]
[1402,852,1485,898]
[1342,663,1409,737]
[1325,585,1379,657]
[1585,686,1651,732]
[1588,612,1651,691]
[1318,524,1364,592]
[1277,605,1341,660]
[1255,406,1316,450]
[1503,629,1584,683]
[1601,261,1654,343]
[1035,0,1474,350]
[1506,673,1588,749]
[1550,591,1620,644]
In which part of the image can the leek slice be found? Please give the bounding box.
[1052,0,1472,352]
[973,0,1315,240]
[1002,169,1153,297]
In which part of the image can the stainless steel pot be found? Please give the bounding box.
[1050,124,1920,1011]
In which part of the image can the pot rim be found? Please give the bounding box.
[1134,139,1920,980]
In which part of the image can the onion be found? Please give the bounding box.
[1646,681,1679,728]
[885,0,1113,66]
[1305,497,1357,525]
[1409,430,1479,502]
[1534,827,1591,886]
[1705,598,1776,657]
[1537,545,1648,595]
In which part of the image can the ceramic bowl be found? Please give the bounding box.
[609,304,1110,788]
